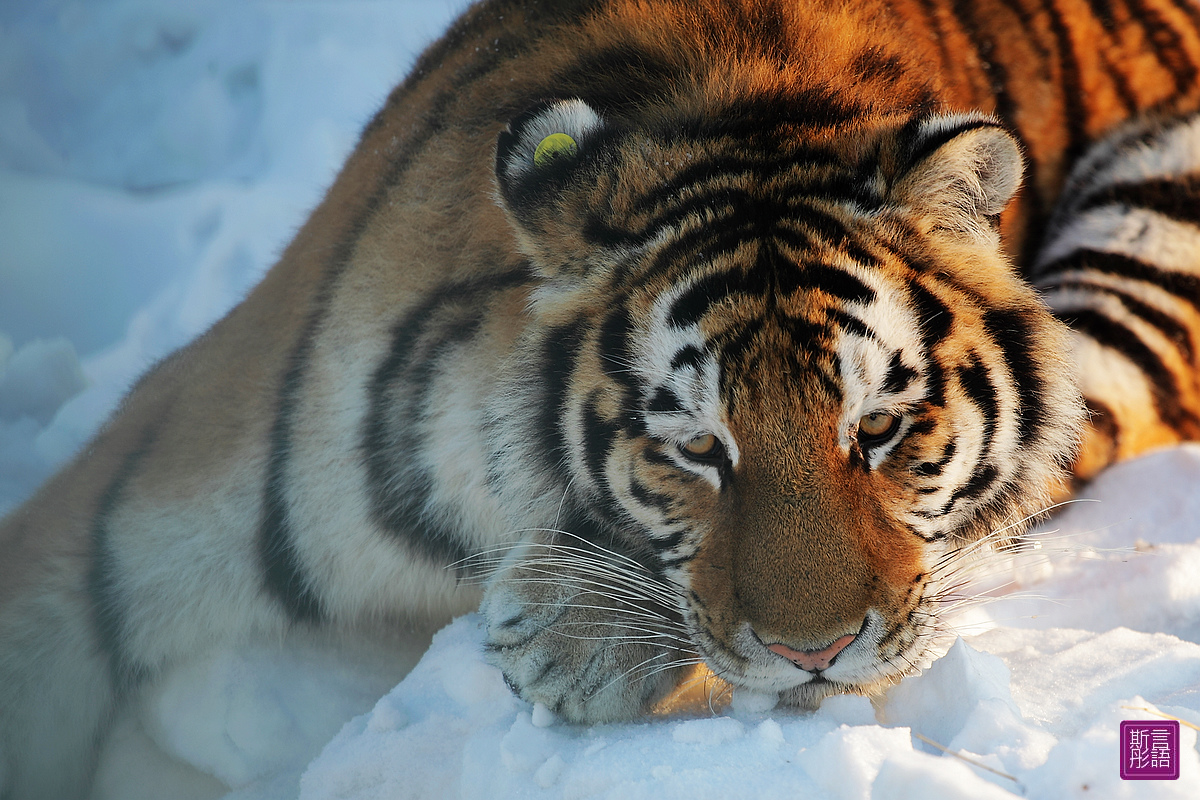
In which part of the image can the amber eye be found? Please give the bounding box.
[679,433,723,462]
[857,412,901,446]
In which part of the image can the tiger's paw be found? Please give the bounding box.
[480,557,689,723]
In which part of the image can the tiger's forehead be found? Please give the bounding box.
[619,228,929,407]
[598,126,887,242]
[621,223,912,347]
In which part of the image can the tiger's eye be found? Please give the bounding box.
[857,412,901,443]
[680,433,721,459]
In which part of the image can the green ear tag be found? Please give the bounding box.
[533,132,578,167]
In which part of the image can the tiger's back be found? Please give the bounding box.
[3,1,1200,798]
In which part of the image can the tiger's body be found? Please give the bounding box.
[4,0,1200,797]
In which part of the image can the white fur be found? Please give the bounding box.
[1036,205,1200,275]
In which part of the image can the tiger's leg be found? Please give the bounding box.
[481,534,691,723]
[1032,112,1200,484]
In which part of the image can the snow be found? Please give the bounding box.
[3,1,1200,798]
[299,588,1200,799]
[0,0,462,514]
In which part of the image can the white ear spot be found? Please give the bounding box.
[895,113,1023,229]
[502,99,603,181]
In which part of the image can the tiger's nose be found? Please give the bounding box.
[766,634,857,671]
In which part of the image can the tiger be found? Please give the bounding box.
[3,0,1200,797]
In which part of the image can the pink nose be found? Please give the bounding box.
[767,634,857,671]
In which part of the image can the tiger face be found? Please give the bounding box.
[484,99,1083,719]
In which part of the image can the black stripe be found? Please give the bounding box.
[647,206,874,319]
[909,0,958,89]
[787,199,876,268]
[1040,0,1089,165]
[631,150,842,218]
[368,315,486,566]
[630,478,673,514]
[982,307,1046,444]
[259,16,541,617]
[362,270,529,571]
[599,302,637,389]
[552,42,687,115]
[536,320,587,476]
[1098,48,1140,116]
[1038,248,1200,314]
[1085,0,1118,31]
[677,90,872,141]
[647,387,684,414]
[922,365,947,409]
[632,166,876,257]
[646,220,757,292]
[909,281,951,407]
[826,308,874,341]
[649,527,689,557]
[944,0,1036,259]
[947,464,999,509]
[1128,0,1199,93]
[778,313,831,361]
[883,351,917,394]
[956,353,998,452]
[1083,397,1120,469]
[1079,175,1200,226]
[777,202,883,266]
[994,0,1054,60]
[800,262,876,304]
[636,186,777,245]
[909,281,953,349]
[900,114,998,175]
[90,431,158,691]
[719,317,769,375]
[903,417,937,438]
[643,201,825,290]
[599,303,647,438]
[643,444,676,468]
[668,262,758,329]
[582,393,621,513]
[915,438,957,477]
[671,345,708,371]
[260,437,324,622]
[1056,127,1165,209]
[1042,277,1196,363]
[659,550,699,571]
[852,46,907,84]
[1167,0,1200,30]
[1056,307,1195,431]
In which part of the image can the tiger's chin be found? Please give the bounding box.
[687,611,952,713]
[702,651,933,713]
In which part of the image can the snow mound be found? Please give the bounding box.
[0,334,87,424]
[291,447,1200,800]
[295,614,1200,799]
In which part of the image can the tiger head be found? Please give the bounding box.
[492,99,1083,706]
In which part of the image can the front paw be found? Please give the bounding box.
[481,555,690,723]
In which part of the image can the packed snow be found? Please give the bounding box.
[2,1,1198,798]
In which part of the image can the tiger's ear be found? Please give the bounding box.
[495,100,609,263]
[890,113,1023,236]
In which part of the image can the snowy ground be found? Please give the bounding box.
[2,1,1199,798]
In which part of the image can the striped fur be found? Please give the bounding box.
[1034,112,1200,480]
[2,1,1199,796]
